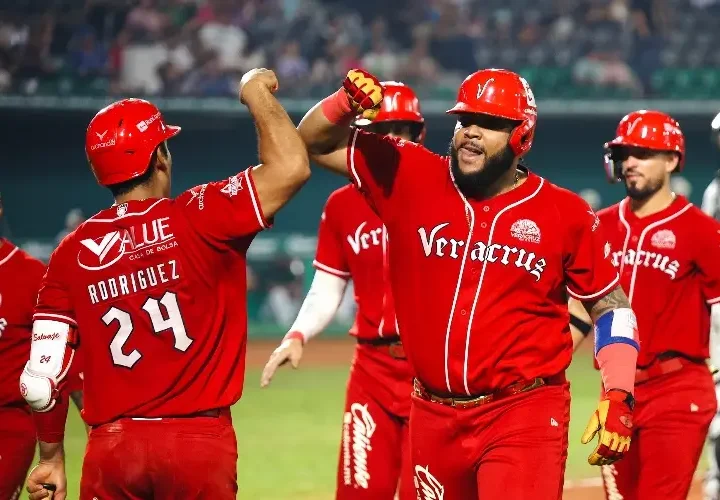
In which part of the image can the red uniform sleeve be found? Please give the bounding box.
[313,194,350,279]
[32,244,75,442]
[63,348,84,393]
[178,167,270,246]
[562,194,619,301]
[346,128,408,218]
[24,259,46,323]
[694,213,720,305]
[34,243,77,328]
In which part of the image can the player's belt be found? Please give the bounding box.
[412,375,562,410]
[356,336,405,359]
[635,353,702,384]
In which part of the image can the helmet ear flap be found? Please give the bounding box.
[509,117,535,156]
[604,150,622,183]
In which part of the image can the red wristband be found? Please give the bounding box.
[320,88,356,125]
[283,331,305,345]
[32,394,69,443]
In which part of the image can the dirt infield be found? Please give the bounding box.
[247,337,356,368]
[247,338,706,499]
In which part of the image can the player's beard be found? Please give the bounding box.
[449,141,515,199]
[623,173,665,201]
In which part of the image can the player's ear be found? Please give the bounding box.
[665,153,680,174]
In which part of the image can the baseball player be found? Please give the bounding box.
[261,82,425,500]
[580,109,720,500]
[19,68,310,500]
[296,68,639,499]
[0,192,48,500]
[0,193,86,500]
[703,110,720,500]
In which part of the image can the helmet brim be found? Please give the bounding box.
[446,102,528,122]
[165,125,181,140]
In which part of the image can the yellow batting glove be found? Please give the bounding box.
[580,389,635,466]
[342,69,384,121]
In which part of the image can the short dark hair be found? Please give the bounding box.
[108,142,168,197]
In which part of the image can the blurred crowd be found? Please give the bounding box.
[0,0,719,99]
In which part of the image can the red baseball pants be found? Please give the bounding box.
[0,406,35,500]
[80,410,237,500]
[601,362,716,500]
[409,380,571,500]
[336,343,415,500]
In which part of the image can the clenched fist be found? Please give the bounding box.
[342,69,384,121]
[581,389,634,466]
[239,68,279,104]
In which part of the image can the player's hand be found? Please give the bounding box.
[239,68,279,104]
[260,336,304,388]
[26,460,67,500]
[581,389,634,466]
[342,69,384,121]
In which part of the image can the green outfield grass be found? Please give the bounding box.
[56,348,705,499]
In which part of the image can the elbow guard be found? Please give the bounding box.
[594,308,640,356]
[20,319,76,412]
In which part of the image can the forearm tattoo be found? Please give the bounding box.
[586,286,631,322]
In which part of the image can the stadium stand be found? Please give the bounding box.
[1,0,719,99]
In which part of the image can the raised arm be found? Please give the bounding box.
[297,69,384,176]
[240,69,310,219]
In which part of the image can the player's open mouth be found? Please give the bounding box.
[459,145,484,161]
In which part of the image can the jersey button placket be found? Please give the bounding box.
[449,202,479,394]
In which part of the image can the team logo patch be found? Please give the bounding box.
[116,203,128,217]
[510,219,541,243]
[650,229,676,249]
[477,79,495,100]
[220,175,243,197]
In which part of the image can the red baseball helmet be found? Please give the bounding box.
[447,68,537,157]
[85,98,181,186]
[354,81,425,142]
[603,110,685,183]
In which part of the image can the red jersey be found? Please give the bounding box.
[598,196,720,366]
[314,184,397,339]
[34,168,269,426]
[347,129,618,396]
[0,240,46,407]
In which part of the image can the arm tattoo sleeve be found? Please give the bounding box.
[584,286,631,323]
